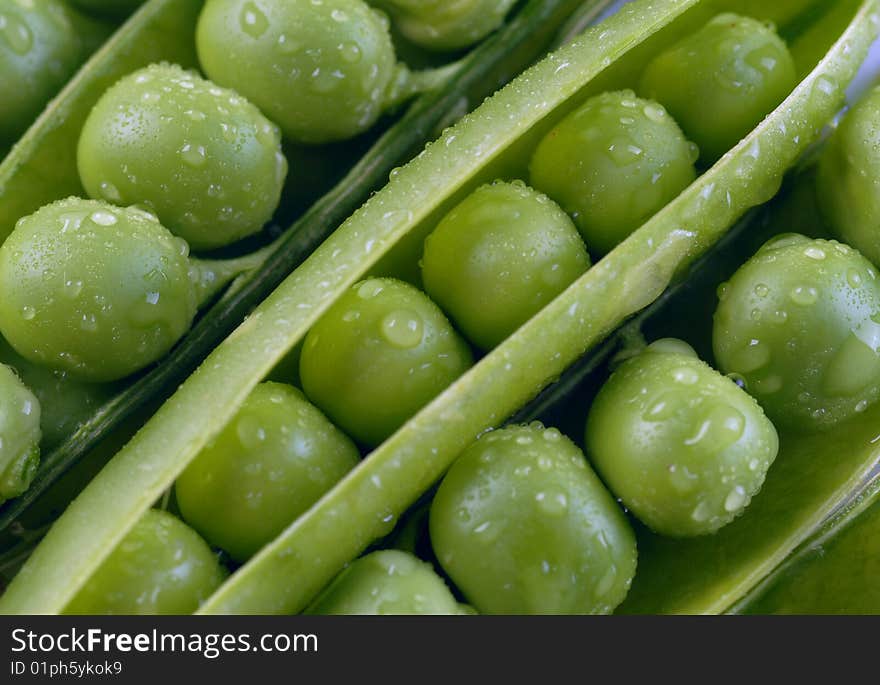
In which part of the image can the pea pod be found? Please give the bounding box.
[730,473,880,614]
[0,0,578,528]
[1,0,877,615]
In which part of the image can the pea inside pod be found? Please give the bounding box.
[78,62,288,251]
[430,423,637,614]
[713,234,880,431]
[369,0,517,52]
[421,180,591,350]
[0,197,267,383]
[586,339,779,537]
[816,84,880,267]
[175,382,361,562]
[305,549,463,615]
[0,0,106,149]
[640,13,798,164]
[0,363,41,505]
[529,89,697,255]
[63,508,226,615]
[300,277,474,447]
[196,0,441,145]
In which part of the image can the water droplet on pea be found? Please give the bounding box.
[668,464,698,494]
[239,1,269,38]
[237,415,267,450]
[63,279,83,299]
[672,367,699,385]
[730,339,770,373]
[0,12,33,55]
[380,310,423,349]
[89,211,118,227]
[789,285,819,306]
[180,143,207,168]
[724,486,748,513]
[21,305,35,320]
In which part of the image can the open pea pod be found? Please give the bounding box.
[727,472,880,614]
[2,0,878,615]
[0,0,204,244]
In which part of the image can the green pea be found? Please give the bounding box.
[429,423,637,614]
[640,13,797,164]
[714,235,880,431]
[77,63,287,251]
[586,340,779,537]
[0,198,198,383]
[372,0,516,52]
[175,382,360,562]
[529,90,697,255]
[816,85,880,267]
[68,0,144,19]
[0,363,40,504]
[0,0,87,147]
[0,336,113,450]
[421,180,590,350]
[196,0,398,144]
[64,509,226,615]
[300,277,473,447]
[305,549,461,615]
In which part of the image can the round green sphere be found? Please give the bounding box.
[586,340,779,537]
[639,13,797,163]
[377,0,516,52]
[64,509,226,615]
[816,85,880,267]
[0,363,40,503]
[0,0,87,146]
[430,423,637,614]
[300,277,473,447]
[306,550,462,615]
[421,181,590,350]
[78,62,287,250]
[196,0,398,144]
[529,90,697,255]
[0,198,198,383]
[714,234,880,431]
[175,382,361,562]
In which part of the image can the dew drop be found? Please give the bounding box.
[380,310,423,349]
[724,486,748,513]
[237,415,267,450]
[63,279,83,299]
[89,211,118,226]
[180,143,207,167]
[789,285,818,306]
[0,12,33,54]
[239,1,269,38]
[21,305,35,321]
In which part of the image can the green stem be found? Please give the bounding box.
[191,243,278,307]
[384,60,466,111]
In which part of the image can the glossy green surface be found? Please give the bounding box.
[640,13,797,163]
[0,337,113,450]
[196,0,398,144]
[713,234,880,431]
[0,0,102,148]
[586,340,778,537]
[78,63,287,250]
[421,180,590,350]
[737,480,880,614]
[63,509,226,615]
[529,90,697,255]
[816,84,880,267]
[300,277,473,446]
[306,549,461,614]
[431,424,636,614]
[175,382,360,562]
[372,0,516,51]
[0,198,197,382]
[0,0,203,244]
[0,363,40,504]
[2,0,874,616]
